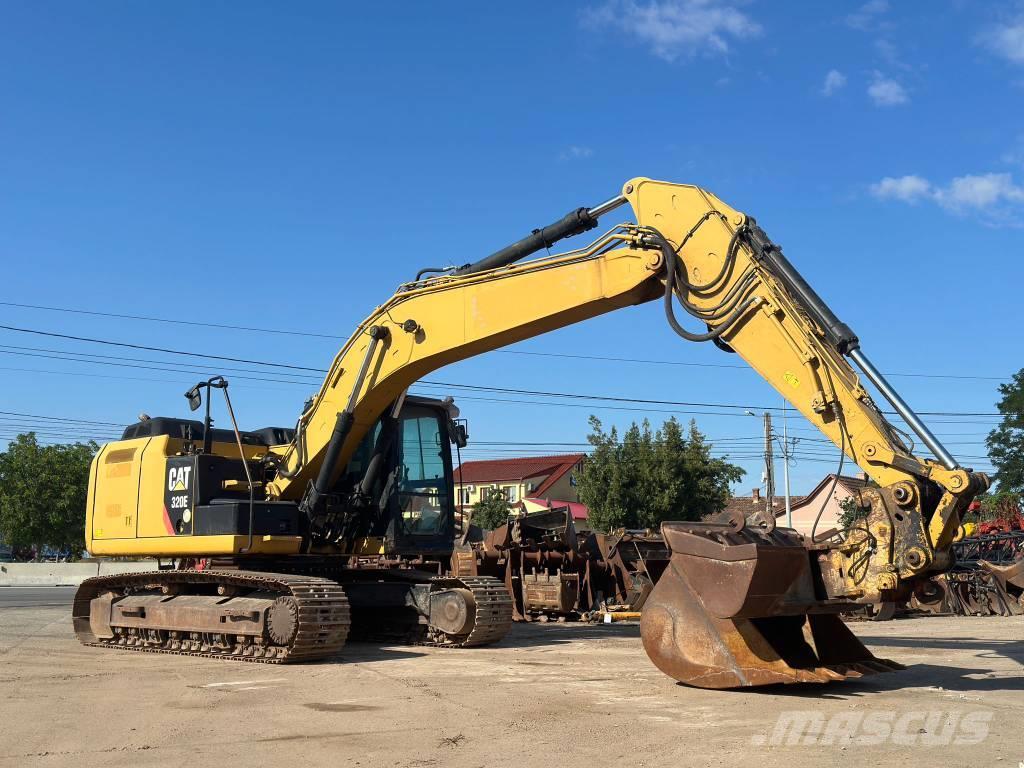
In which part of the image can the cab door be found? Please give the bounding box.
[387,404,455,554]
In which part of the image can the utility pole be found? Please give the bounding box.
[762,412,775,521]
[749,407,797,528]
[780,408,793,528]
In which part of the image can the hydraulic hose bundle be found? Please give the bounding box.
[643,218,761,344]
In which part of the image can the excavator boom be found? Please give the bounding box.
[262,177,986,687]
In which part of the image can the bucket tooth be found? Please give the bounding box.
[815,666,848,681]
[640,522,901,689]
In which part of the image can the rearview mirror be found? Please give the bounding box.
[448,418,469,449]
[185,385,202,412]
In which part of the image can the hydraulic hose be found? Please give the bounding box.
[667,213,745,295]
[415,267,449,281]
[643,225,755,341]
[676,269,757,321]
[657,234,759,343]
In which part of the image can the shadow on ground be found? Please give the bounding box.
[503,621,641,646]
[313,621,639,665]
[745,661,1024,699]
[857,633,1024,663]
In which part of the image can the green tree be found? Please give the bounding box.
[470,488,512,530]
[837,496,868,530]
[576,416,744,532]
[987,368,1024,493]
[0,433,97,557]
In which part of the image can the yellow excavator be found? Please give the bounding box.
[74,177,987,688]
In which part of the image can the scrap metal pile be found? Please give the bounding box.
[453,507,668,621]
[911,529,1024,617]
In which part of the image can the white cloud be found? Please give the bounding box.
[559,146,594,161]
[845,0,889,31]
[870,175,932,203]
[978,16,1024,64]
[870,172,1024,225]
[867,72,907,106]
[821,69,847,96]
[935,173,1024,211]
[585,0,761,62]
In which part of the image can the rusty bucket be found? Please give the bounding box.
[640,521,903,688]
[980,559,1024,593]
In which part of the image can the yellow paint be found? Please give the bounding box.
[86,435,299,557]
[105,463,131,479]
[89,534,302,557]
[783,371,800,389]
[349,537,386,555]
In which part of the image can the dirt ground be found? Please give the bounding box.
[0,588,1021,768]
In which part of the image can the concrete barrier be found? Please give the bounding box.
[96,560,160,576]
[0,560,161,587]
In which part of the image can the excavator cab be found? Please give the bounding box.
[341,398,462,556]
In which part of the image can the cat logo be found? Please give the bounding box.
[168,465,192,492]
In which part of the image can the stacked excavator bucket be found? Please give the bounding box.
[641,521,903,688]
[454,507,669,621]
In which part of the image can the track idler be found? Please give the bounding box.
[423,576,513,647]
[641,521,902,688]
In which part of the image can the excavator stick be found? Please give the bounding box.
[641,522,903,688]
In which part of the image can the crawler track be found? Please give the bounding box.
[72,570,350,663]
[423,576,513,647]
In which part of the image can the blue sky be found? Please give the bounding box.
[1,1,1022,496]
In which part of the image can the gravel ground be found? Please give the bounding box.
[0,589,1021,768]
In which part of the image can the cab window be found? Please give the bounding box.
[397,408,450,537]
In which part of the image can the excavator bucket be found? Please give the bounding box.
[980,559,1024,593]
[979,560,1024,613]
[641,521,903,689]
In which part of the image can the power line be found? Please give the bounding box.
[0,323,1015,417]
[0,410,125,427]
[2,300,1009,382]
[0,301,342,339]
[0,324,323,372]
[2,323,1015,415]
[497,349,1008,382]
[0,364,1012,434]
[0,365,301,392]
[0,423,121,436]
[414,382,1011,418]
[0,344,322,381]
[0,416,995,454]
[0,349,321,387]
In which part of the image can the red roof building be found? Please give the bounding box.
[453,453,584,509]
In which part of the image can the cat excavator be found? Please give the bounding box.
[74,177,988,688]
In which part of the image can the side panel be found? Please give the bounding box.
[137,436,180,538]
[87,438,151,546]
[86,435,301,557]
